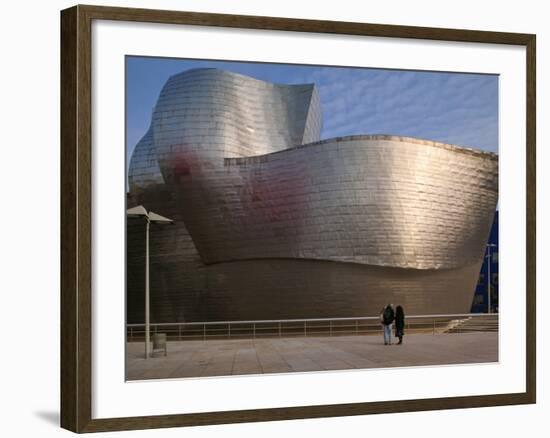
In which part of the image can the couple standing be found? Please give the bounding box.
[380,304,405,345]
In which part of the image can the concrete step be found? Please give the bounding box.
[443,315,499,333]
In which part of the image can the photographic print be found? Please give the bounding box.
[125,57,499,381]
[61,6,535,431]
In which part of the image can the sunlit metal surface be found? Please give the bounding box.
[127,68,498,323]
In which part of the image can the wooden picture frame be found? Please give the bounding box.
[60,4,536,433]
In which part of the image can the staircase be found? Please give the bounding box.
[443,314,499,333]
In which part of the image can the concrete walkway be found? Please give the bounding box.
[126,332,498,381]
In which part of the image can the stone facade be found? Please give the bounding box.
[127,68,498,323]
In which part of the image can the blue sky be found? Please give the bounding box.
[126,56,498,163]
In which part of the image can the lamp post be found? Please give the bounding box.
[486,243,497,313]
[127,205,173,358]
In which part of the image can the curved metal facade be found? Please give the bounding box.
[127,68,498,323]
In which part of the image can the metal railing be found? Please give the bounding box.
[127,313,498,342]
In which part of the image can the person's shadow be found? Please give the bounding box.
[34,411,59,427]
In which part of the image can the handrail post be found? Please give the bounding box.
[178,325,181,341]
[203,324,206,341]
[433,319,435,335]
[355,320,358,335]
[253,323,256,339]
[278,322,281,337]
[228,323,231,338]
[304,321,307,337]
[329,321,332,337]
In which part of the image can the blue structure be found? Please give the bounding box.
[471,211,499,313]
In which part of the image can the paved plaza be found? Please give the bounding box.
[126,332,498,380]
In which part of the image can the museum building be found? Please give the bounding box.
[127,68,499,323]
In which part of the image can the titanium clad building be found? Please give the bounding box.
[126,68,499,324]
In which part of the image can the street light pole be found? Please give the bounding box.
[127,205,173,359]
[144,217,150,358]
[487,248,491,314]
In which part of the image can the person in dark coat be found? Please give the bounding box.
[394,305,405,345]
[380,304,395,345]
